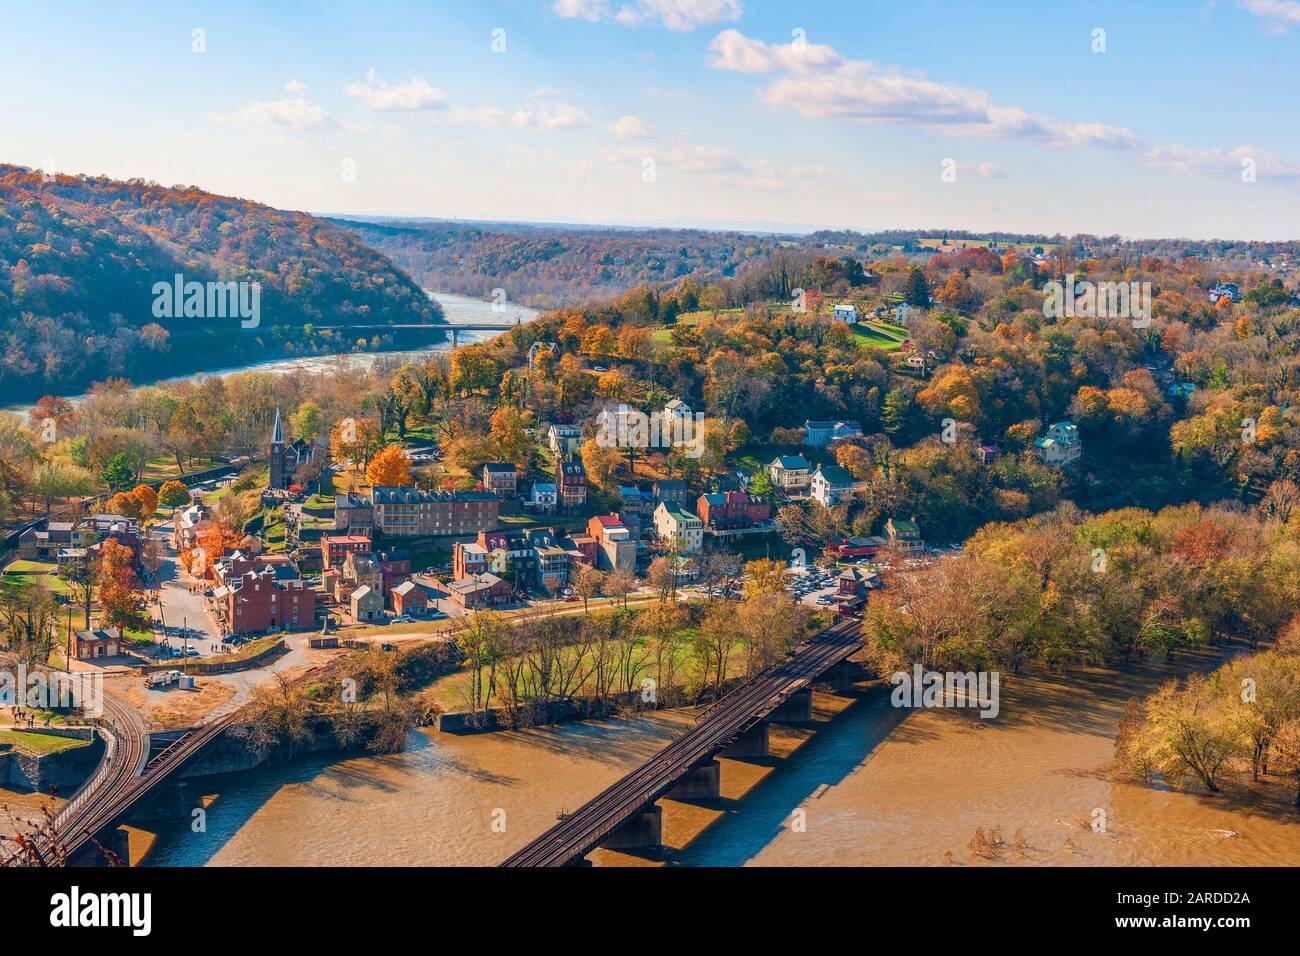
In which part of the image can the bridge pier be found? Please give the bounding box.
[666,758,721,800]
[598,804,662,853]
[818,661,861,692]
[68,826,131,867]
[723,721,770,759]
[130,779,196,822]
[770,688,813,723]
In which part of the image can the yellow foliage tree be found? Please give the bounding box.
[366,444,413,487]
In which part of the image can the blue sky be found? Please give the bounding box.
[2,0,1299,238]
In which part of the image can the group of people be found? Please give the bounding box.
[7,707,52,729]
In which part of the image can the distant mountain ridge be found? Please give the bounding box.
[0,165,442,402]
[332,216,787,310]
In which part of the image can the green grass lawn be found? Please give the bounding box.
[304,493,336,514]
[0,729,91,755]
[3,559,72,597]
[851,321,908,352]
[200,486,231,506]
[391,426,438,447]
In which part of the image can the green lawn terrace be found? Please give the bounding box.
[2,558,74,598]
[851,319,908,352]
[0,729,92,755]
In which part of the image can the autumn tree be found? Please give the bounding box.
[97,538,147,632]
[158,479,191,509]
[603,569,638,609]
[366,444,413,487]
[131,483,159,520]
[330,417,382,474]
[572,565,604,614]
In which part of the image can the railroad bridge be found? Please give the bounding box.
[23,617,860,867]
[23,682,237,867]
[501,617,863,867]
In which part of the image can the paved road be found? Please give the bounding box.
[147,518,221,656]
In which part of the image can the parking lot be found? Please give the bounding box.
[785,565,842,606]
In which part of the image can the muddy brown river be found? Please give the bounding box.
[5,648,1295,867]
[115,647,1300,867]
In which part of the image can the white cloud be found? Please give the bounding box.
[976,162,1007,178]
[555,0,742,31]
[222,97,342,130]
[345,69,447,111]
[450,102,591,130]
[284,79,308,95]
[609,114,653,139]
[555,0,607,22]
[581,142,741,174]
[707,28,843,73]
[1145,143,1300,178]
[708,30,1138,150]
[1240,0,1300,30]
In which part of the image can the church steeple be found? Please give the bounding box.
[271,407,284,445]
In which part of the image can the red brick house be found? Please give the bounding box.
[219,568,318,634]
[321,533,372,570]
[391,580,431,616]
[70,627,120,660]
[696,491,771,530]
[557,460,587,511]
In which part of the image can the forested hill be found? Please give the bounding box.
[0,165,442,402]
[332,217,786,309]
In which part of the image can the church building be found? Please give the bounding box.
[269,408,325,490]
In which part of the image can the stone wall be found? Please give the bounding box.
[0,732,104,792]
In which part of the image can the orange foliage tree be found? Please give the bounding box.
[96,538,147,632]
[131,483,159,520]
[105,491,144,521]
[365,444,413,487]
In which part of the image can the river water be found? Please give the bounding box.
[134,650,1300,867]
[2,292,538,412]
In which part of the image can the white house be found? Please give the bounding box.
[804,420,863,448]
[547,423,582,456]
[1035,421,1082,467]
[528,341,559,367]
[529,482,558,514]
[663,398,692,425]
[654,502,703,554]
[831,304,859,324]
[810,465,857,507]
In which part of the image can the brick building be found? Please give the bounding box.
[218,568,318,634]
[321,533,372,570]
[556,460,588,511]
[370,486,500,536]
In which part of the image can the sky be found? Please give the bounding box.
[2,0,1300,239]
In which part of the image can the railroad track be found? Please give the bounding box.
[0,646,236,867]
[46,710,239,866]
[45,688,149,865]
[501,618,861,867]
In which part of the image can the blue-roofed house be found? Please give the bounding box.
[769,454,812,494]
